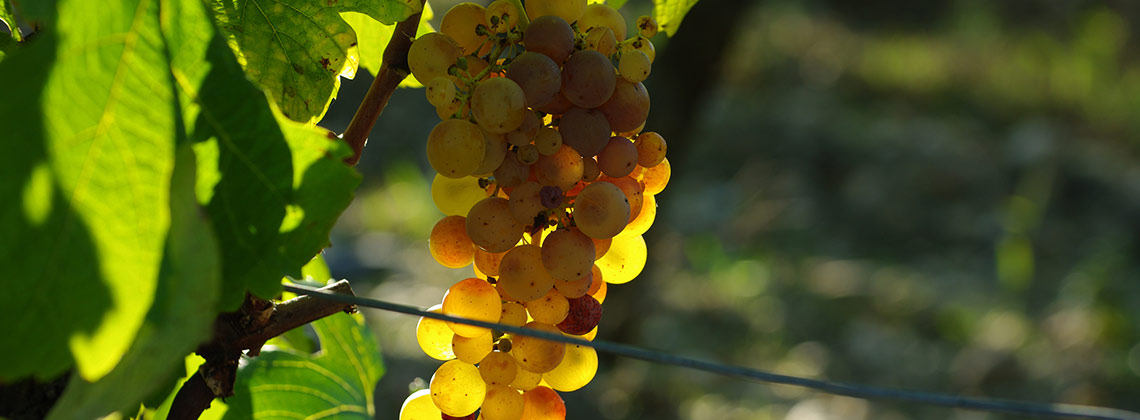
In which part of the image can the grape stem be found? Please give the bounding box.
[341,0,427,166]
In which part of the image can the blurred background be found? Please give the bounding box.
[317,0,1140,419]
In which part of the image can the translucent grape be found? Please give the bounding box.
[522,15,575,64]
[430,359,486,417]
[561,50,616,109]
[400,389,442,420]
[598,79,649,133]
[479,351,518,386]
[534,127,563,156]
[426,77,458,108]
[543,343,597,392]
[633,131,666,168]
[637,15,659,38]
[453,331,493,364]
[519,386,566,420]
[581,157,601,183]
[591,237,611,259]
[584,26,618,57]
[409,32,462,85]
[511,322,565,373]
[639,156,670,195]
[558,107,611,158]
[524,0,586,25]
[595,231,646,284]
[432,174,490,216]
[540,228,595,282]
[485,0,521,34]
[481,384,525,420]
[417,304,456,361]
[506,52,562,108]
[572,181,630,239]
[435,97,465,120]
[588,266,607,303]
[474,248,506,277]
[597,136,639,178]
[472,130,509,177]
[442,278,503,337]
[467,197,524,253]
[508,181,546,226]
[577,3,626,41]
[552,269,591,299]
[625,192,656,235]
[510,365,543,391]
[618,50,651,83]
[430,215,477,268]
[498,244,555,302]
[441,2,490,55]
[622,35,656,63]
[602,175,644,222]
[500,301,528,327]
[472,77,528,134]
[493,150,531,188]
[525,288,569,324]
[533,144,584,192]
[428,119,486,178]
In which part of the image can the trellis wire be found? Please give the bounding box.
[283,283,1140,420]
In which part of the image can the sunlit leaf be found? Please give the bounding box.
[653,0,699,36]
[1,0,21,41]
[341,2,433,86]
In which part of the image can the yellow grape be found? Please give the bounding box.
[584,26,617,57]
[577,3,626,41]
[467,197,524,253]
[510,365,543,391]
[625,192,656,235]
[597,136,638,178]
[595,231,645,284]
[618,50,651,83]
[474,248,506,277]
[509,111,541,148]
[400,389,441,420]
[633,131,666,168]
[540,228,595,282]
[426,77,458,108]
[453,331,493,364]
[553,270,591,299]
[498,244,555,302]
[500,301,528,327]
[581,157,601,183]
[525,288,569,325]
[442,278,503,337]
[430,359,486,417]
[519,386,566,420]
[479,351,518,385]
[429,215,476,268]
[441,2,489,55]
[409,32,461,85]
[543,343,597,392]
[485,0,521,34]
[508,181,546,226]
[638,156,670,195]
[473,130,509,176]
[493,150,531,188]
[602,175,644,223]
[428,119,486,178]
[591,237,611,259]
[623,35,656,63]
[432,174,490,216]
[472,77,528,134]
[417,304,456,361]
[511,322,565,373]
[534,144,584,192]
[524,0,586,25]
[588,267,606,303]
[637,15,659,38]
[534,127,563,156]
[517,144,541,165]
[481,384,525,420]
[572,181,629,239]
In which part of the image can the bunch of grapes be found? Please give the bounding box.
[399,1,670,419]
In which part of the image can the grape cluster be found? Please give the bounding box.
[400,1,670,419]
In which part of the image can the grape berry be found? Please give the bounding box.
[402,2,669,419]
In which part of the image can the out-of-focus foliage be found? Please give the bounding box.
[317,0,1140,419]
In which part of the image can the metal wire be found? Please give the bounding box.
[283,283,1140,420]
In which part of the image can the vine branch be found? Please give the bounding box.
[168,280,357,420]
[342,1,427,166]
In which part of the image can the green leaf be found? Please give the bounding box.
[1,0,22,41]
[0,0,182,382]
[220,312,384,419]
[653,0,700,36]
[208,0,419,123]
[341,2,433,83]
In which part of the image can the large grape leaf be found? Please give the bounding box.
[1,0,21,41]
[208,0,420,123]
[217,312,385,419]
[0,0,182,382]
[340,1,432,82]
[653,0,700,36]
